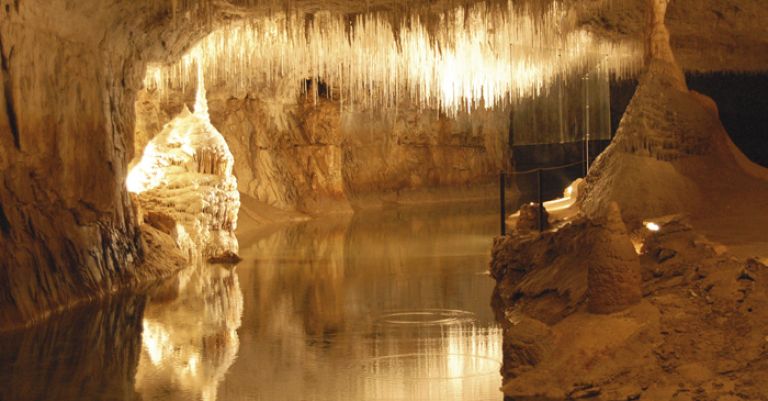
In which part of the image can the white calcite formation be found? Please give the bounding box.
[134,81,512,216]
[128,69,240,261]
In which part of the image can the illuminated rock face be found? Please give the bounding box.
[129,74,240,261]
[489,1,768,398]
[491,210,768,400]
[142,5,640,117]
[1,0,768,330]
[0,1,145,329]
[135,83,510,214]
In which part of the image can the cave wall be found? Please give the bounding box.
[0,0,248,329]
[133,84,510,215]
[0,0,145,328]
[341,104,509,208]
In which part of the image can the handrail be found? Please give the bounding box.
[499,158,587,235]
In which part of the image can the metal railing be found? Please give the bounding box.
[499,160,586,236]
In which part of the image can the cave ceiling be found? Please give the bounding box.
[6,0,768,74]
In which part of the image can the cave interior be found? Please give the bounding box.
[1,0,768,400]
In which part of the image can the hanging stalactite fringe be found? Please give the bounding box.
[151,0,642,117]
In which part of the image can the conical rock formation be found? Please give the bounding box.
[578,0,768,227]
[129,104,240,261]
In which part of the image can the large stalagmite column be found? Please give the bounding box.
[128,62,240,262]
[577,0,736,226]
[644,0,685,89]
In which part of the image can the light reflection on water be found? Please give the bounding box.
[0,206,503,401]
[221,207,503,401]
[135,265,243,401]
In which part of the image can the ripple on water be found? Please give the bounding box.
[356,352,501,380]
[374,309,477,326]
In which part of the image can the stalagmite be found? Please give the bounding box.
[578,0,768,226]
[128,61,240,261]
[586,202,642,314]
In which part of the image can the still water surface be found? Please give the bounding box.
[0,206,503,401]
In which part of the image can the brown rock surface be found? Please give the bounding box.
[578,0,768,228]
[515,202,550,233]
[491,217,768,400]
[491,210,642,325]
[133,85,509,214]
[587,202,642,314]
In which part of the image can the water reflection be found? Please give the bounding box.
[0,205,502,401]
[223,206,503,401]
[135,264,243,401]
[0,295,146,401]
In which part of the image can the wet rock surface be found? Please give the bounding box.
[495,3,768,398]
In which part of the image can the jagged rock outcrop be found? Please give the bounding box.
[491,205,642,326]
[515,202,550,233]
[0,0,249,330]
[586,202,642,314]
[0,1,145,329]
[491,1,768,398]
[491,212,768,400]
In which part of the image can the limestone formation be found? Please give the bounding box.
[491,207,642,325]
[492,207,768,400]
[578,0,768,227]
[586,202,642,314]
[129,97,240,261]
[490,0,768,398]
[1,0,767,332]
[133,84,510,215]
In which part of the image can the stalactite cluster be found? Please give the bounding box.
[147,1,641,117]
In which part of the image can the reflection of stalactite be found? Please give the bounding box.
[135,264,243,401]
[0,295,146,401]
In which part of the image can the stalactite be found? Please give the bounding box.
[148,1,641,118]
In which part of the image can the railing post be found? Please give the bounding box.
[537,168,544,232]
[500,172,506,236]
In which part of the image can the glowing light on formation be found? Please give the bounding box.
[645,222,661,232]
[144,2,641,116]
[128,55,216,193]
